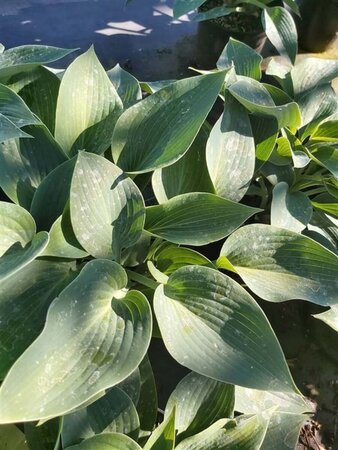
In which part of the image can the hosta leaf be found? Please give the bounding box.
[0,259,152,423]
[0,201,36,256]
[140,80,176,95]
[43,216,88,259]
[24,418,60,450]
[173,0,206,18]
[313,146,338,178]
[145,193,259,246]
[55,47,122,155]
[0,424,29,450]
[70,152,145,260]
[260,413,308,450]
[0,45,75,79]
[0,231,49,282]
[107,64,142,109]
[251,116,278,169]
[66,433,142,450]
[154,265,297,392]
[0,125,66,209]
[228,78,301,129]
[121,233,151,267]
[165,372,234,441]
[313,306,338,332]
[271,182,312,232]
[262,7,297,64]
[135,355,158,435]
[234,386,314,415]
[291,58,338,97]
[112,71,226,173]
[0,83,40,141]
[311,193,338,219]
[311,120,338,143]
[192,6,236,22]
[62,387,140,447]
[8,66,61,134]
[175,415,268,450]
[30,157,76,231]
[152,124,214,203]
[217,38,262,80]
[298,85,338,139]
[0,259,75,379]
[206,92,255,201]
[221,224,338,305]
[143,407,175,450]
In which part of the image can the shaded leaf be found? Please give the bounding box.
[143,407,175,450]
[25,418,60,450]
[66,433,142,450]
[0,424,29,450]
[107,64,142,109]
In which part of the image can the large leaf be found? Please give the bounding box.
[260,413,308,450]
[0,125,66,209]
[0,201,36,256]
[228,78,301,129]
[0,259,152,423]
[0,83,40,141]
[145,193,259,245]
[143,408,176,450]
[62,387,140,447]
[217,38,262,80]
[65,433,142,450]
[0,259,75,379]
[0,231,49,283]
[221,224,338,305]
[206,92,255,201]
[70,152,145,260]
[112,71,226,173]
[107,64,142,110]
[55,47,122,155]
[311,121,338,143]
[291,58,338,97]
[165,372,234,441]
[154,265,297,393]
[0,424,29,450]
[152,124,214,203]
[175,415,268,450]
[271,182,313,232]
[30,157,76,231]
[262,7,297,64]
[0,45,75,79]
[8,66,61,134]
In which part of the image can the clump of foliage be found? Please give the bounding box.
[0,8,337,448]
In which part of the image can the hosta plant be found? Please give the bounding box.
[0,33,337,449]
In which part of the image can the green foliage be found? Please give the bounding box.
[0,27,337,450]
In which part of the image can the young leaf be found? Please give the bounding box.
[165,372,234,441]
[311,121,338,143]
[152,124,214,203]
[112,71,226,173]
[217,38,262,81]
[262,7,297,64]
[65,433,142,450]
[0,45,75,79]
[221,224,338,306]
[145,193,260,246]
[206,92,255,201]
[154,265,297,393]
[175,415,268,450]
[0,260,75,380]
[0,125,66,209]
[143,407,176,450]
[55,47,122,155]
[0,259,152,423]
[70,152,145,260]
[271,182,313,233]
[0,202,36,256]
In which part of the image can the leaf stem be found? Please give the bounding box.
[126,270,159,290]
